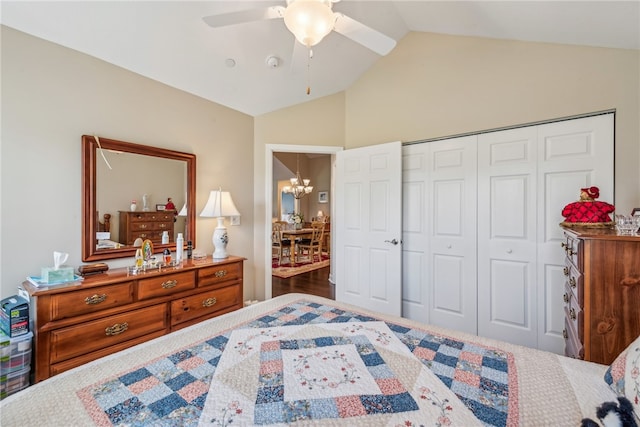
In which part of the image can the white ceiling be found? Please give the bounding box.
[2,1,639,116]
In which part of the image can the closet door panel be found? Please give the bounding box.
[536,114,614,353]
[402,145,429,322]
[478,127,538,347]
[428,136,477,334]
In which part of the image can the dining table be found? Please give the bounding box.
[280,228,314,266]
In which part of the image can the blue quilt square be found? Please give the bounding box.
[360,352,385,366]
[167,349,193,364]
[106,396,145,424]
[436,373,453,388]
[480,377,508,397]
[386,322,411,334]
[386,392,420,412]
[165,372,197,391]
[206,335,229,350]
[298,312,320,323]
[330,309,345,315]
[328,316,352,323]
[314,336,335,347]
[119,368,152,386]
[361,394,393,414]
[280,306,296,313]
[434,352,458,367]
[308,302,322,308]
[254,402,285,424]
[191,394,207,410]
[283,399,313,422]
[442,338,465,350]
[279,340,299,350]
[461,396,508,426]
[256,385,285,404]
[259,371,283,387]
[147,393,189,418]
[309,398,339,419]
[367,364,394,379]
[355,315,376,322]
[483,355,508,372]
[418,338,441,351]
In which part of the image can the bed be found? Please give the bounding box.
[1,293,638,426]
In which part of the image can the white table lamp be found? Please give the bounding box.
[200,189,240,259]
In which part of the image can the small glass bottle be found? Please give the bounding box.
[163,248,171,265]
[130,200,137,211]
[161,230,169,244]
[187,240,193,259]
[135,248,143,268]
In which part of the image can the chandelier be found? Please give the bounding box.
[283,154,313,199]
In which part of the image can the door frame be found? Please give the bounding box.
[264,144,343,299]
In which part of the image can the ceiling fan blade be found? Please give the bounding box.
[202,5,285,28]
[332,13,396,56]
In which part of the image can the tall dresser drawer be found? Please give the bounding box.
[564,297,583,344]
[138,271,195,300]
[198,262,242,288]
[171,284,241,326]
[50,282,135,320]
[563,259,583,307]
[564,317,584,359]
[562,233,581,269]
[50,304,167,363]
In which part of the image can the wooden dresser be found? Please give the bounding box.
[23,256,244,382]
[119,210,174,245]
[561,227,640,364]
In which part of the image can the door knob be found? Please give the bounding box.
[384,239,399,245]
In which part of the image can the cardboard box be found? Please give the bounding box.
[0,296,29,338]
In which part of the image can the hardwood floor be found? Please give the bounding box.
[272,265,334,299]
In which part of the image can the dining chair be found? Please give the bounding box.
[271,222,291,265]
[296,221,325,263]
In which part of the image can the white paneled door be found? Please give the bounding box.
[477,127,538,346]
[335,141,403,316]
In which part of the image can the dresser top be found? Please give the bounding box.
[561,225,640,241]
[23,255,245,296]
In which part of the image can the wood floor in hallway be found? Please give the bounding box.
[272,265,334,299]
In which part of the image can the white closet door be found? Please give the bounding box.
[335,141,403,316]
[478,127,538,347]
[427,136,478,334]
[401,144,430,322]
[536,113,614,353]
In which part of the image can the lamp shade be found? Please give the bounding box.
[283,0,335,47]
[199,190,240,218]
[177,203,187,217]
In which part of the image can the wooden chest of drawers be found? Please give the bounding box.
[118,210,174,245]
[23,256,244,382]
[561,227,640,364]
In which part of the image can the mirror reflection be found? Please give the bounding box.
[82,135,196,262]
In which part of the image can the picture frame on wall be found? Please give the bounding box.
[318,191,328,203]
[632,208,640,216]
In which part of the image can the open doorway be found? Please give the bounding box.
[264,144,343,300]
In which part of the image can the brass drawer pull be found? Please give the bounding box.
[202,297,217,307]
[105,322,128,336]
[563,266,569,277]
[569,277,576,288]
[85,294,107,305]
[162,280,178,289]
[563,328,568,339]
[214,270,227,278]
[563,293,569,303]
[570,308,576,320]
[140,224,148,229]
[566,248,575,256]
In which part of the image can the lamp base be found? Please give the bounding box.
[212,217,229,259]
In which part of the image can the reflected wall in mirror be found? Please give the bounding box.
[82,135,196,261]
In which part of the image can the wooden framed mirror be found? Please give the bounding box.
[82,135,196,261]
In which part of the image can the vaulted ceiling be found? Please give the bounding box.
[2,1,638,116]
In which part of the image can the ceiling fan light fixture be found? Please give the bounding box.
[284,0,336,47]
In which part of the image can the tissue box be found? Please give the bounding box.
[0,296,29,338]
[40,266,75,284]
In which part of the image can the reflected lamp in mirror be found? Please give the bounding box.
[200,189,240,259]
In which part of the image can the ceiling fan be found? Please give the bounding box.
[202,0,397,56]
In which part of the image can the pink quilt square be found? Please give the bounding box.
[454,368,480,387]
[376,378,406,395]
[177,380,209,402]
[260,359,283,375]
[299,306,314,313]
[335,395,367,417]
[459,351,483,365]
[261,340,280,352]
[128,376,161,395]
[177,356,206,372]
[413,347,436,361]
[321,312,338,320]
[279,314,297,322]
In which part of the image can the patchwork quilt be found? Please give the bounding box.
[0,294,616,426]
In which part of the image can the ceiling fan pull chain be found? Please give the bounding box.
[306,48,313,95]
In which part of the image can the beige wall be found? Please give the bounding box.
[1,26,255,300]
[253,31,639,299]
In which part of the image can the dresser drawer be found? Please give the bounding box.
[563,317,584,360]
[564,298,583,344]
[171,284,241,326]
[129,212,173,223]
[50,304,167,363]
[138,271,195,300]
[198,262,242,288]
[50,282,134,320]
[562,233,581,269]
[563,259,583,308]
